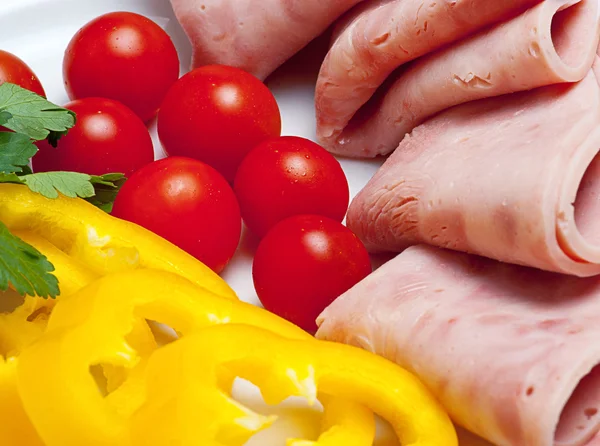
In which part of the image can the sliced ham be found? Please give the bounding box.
[315,0,542,157]
[170,0,364,80]
[327,0,599,158]
[347,62,600,277]
[316,245,600,446]
[458,428,495,446]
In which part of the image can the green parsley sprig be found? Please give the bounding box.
[0,82,127,299]
[0,221,60,299]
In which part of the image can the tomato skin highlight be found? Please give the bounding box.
[157,65,282,182]
[63,11,180,122]
[31,98,154,177]
[234,136,350,238]
[112,157,242,273]
[253,215,372,333]
[0,50,45,97]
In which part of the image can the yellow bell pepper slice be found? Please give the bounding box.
[0,356,44,446]
[17,269,376,446]
[11,230,99,314]
[133,324,458,446]
[0,183,236,299]
[294,395,373,446]
[0,232,98,446]
[3,230,154,355]
[0,233,156,446]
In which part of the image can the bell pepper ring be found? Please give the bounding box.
[0,231,98,446]
[297,394,374,446]
[10,230,99,315]
[0,183,236,300]
[0,341,44,446]
[132,324,458,446]
[16,269,378,446]
[0,234,156,446]
[1,230,154,358]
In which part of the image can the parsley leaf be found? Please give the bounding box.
[0,221,59,299]
[0,172,23,184]
[18,165,33,176]
[0,132,38,173]
[86,174,127,213]
[0,84,127,300]
[0,111,12,126]
[91,173,127,186]
[0,83,76,143]
[0,171,126,207]
[20,171,96,199]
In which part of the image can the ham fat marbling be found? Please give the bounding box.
[317,245,600,446]
[170,0,363,80]
[348,61,600,277]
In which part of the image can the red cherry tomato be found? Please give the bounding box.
[112,157,242,273]
[0,50,45,96]
[253,215,372,333]
[63,11,180,122]
[158,65,281,182]
[32,98,154,177]
[234,136,349,238]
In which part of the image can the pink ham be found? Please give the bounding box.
[325,0,599,158]
[315,0,543,157]
[347,62,600,277]
[316,245,600,446]
[170,0,364,80]
[457,428,495,446]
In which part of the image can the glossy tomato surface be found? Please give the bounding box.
[32,97,154,177]
[0,50,45,96]
[158,65,281,182]
[112,157,242,273]
[253,215,372,333]
[234,136,349,238]
[63,11,180,122]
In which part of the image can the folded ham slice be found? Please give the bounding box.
[315,0,543,157]
[170,0,363,80]
[347,60,600,277]
[324,0,599,158]
[316,245,600,446]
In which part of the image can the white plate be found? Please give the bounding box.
[0,1,490,445]
[0,1,385,444]
[0,0,386,308]
[0,0,390,304]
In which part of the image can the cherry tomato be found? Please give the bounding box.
[158,65,281,182]
[63,11,180,122]
[234,136,349,238]
[253,215,372,333]
[0,50,45,96]
[32,98,154,177]
[112,157,242,273]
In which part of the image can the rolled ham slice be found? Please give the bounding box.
[170,0,364,80]
[330,0,599,158]
[316,245,600,446]
[347,61,600,277]
[315,0,542,157]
